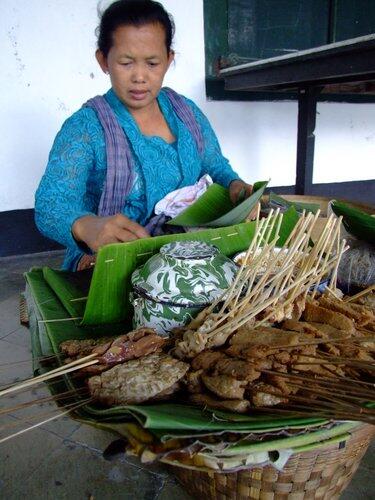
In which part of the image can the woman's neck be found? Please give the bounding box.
[131,98,175,143]
[129,98,160,124]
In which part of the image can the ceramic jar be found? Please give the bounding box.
[131,241,238,336]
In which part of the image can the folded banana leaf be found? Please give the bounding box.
[168,181,268,227]
[269,192,320,215]
[332,200,375,244]
[33,209,298,326]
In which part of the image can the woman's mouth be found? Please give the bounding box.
[129,90,148,101]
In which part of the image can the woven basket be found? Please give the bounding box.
[171,423,374,500]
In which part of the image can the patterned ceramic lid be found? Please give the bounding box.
[131,241,238,306]
[160,241,219,260]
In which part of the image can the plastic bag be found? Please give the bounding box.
[337,239,375,294]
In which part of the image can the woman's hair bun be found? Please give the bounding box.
[97,0,175,57]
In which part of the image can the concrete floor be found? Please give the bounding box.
[0,251,373,499]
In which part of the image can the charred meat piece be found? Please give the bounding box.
[190,393,250,413]
[60,337,115,358]
[303,301,355,333]
[213,358,261,382]
[191,350,227,371]
[227,344,281,360]
[291,355,345,377]
[186,369,204,394]
[230,326,302,347]
[88,353,189,406]
[99,331,166,366]
[201,374,247,400]
[318,296,374,327]
[265,374,298,396]
[353,292,375,314]
[250,383,287,407]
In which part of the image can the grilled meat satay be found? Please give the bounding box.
[303,301,355,333]
[191,350,227,371]
[213,358,261,382]
[230,326,302,345]
[201,374,247,400]
[186,369,204,394]
[318,296,374,327]
[250,383,287,407]
[98,330,166,366]
[60,337,115,358]
[353,292,375,313]
[88,353,189,406]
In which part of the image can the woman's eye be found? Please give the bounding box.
[148,62,159,67]
[121,62,132,66]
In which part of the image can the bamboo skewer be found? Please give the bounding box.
[0,399,92,445]
[0,387,89,417]
[0,355,98,398]
[344,285,375,303]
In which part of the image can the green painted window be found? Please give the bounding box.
[204,0,375,101]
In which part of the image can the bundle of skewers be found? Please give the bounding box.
[1,211,374,454]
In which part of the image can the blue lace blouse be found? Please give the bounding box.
[35,88,240,270]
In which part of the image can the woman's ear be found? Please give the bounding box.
[96,49,109,74]
[167,50,175,68]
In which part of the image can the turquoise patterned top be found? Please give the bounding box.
[35,88,240,270]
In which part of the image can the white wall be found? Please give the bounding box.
[1,0,374,212]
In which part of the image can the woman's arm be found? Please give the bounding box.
[35,110,98,254]
[35,109,148,256]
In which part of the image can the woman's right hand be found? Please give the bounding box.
[72,214,150,252]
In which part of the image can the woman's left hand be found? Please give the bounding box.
[229,180,253,204]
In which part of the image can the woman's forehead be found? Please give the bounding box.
[111,23,167,52]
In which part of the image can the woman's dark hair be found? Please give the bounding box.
[97,0,175,57]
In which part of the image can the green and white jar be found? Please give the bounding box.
[131,241,238,336]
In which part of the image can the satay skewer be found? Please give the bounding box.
[0,355,98,397]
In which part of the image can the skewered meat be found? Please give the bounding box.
[292,355,345,377]
[99,330,166,366]
[191,351,226,371]
[353,292,375,313]
[229,326,302,347]
[190,394,251,413]
[202,374,247,400]
[318,296,374,327]
[60,337,114,358]
[88,353,189,406]
[61,328,167,377]
[303,301,355,333]
[265,374,298,396]
[186,369,204,393]
[213,358,261,382]
[250,383,287,407]
[226,344,279,359]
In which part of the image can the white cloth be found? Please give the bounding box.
[154,175,213,218]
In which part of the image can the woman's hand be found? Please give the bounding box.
[229,180,253,204]
[72,214,150,252]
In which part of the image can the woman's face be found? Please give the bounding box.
[96,23,174,113]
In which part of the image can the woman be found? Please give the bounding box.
[35,0,252,271]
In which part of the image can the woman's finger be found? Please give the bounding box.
[114,214,150,238]
[114,227,139,243]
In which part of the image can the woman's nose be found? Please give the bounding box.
[131,65,146,83]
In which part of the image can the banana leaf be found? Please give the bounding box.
[269,192,320,215]
[168,181,268,227]
[82,222,258,325]
[25,269,358,447]
[331,200,375,244]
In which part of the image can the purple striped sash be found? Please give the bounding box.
[85,88,204,217]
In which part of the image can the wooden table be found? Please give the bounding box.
[220,34,375,202]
